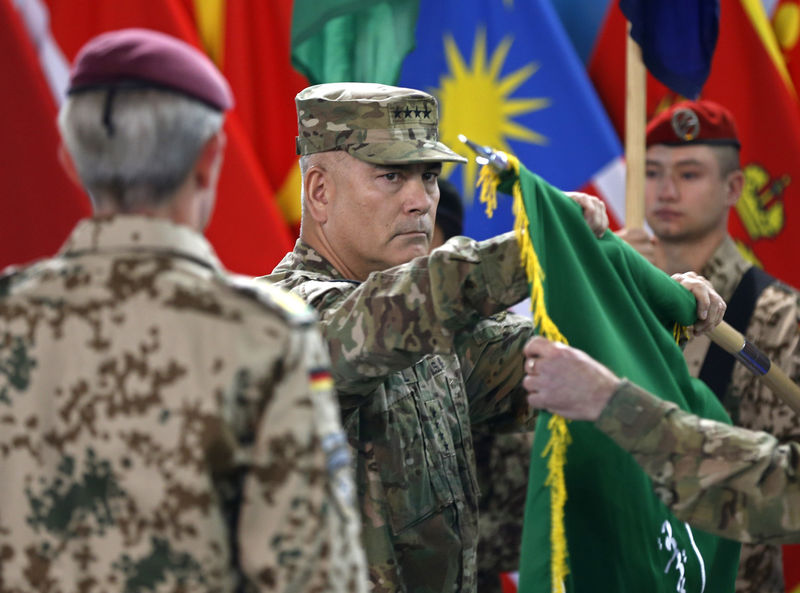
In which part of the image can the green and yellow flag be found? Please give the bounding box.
[481,158,740,592]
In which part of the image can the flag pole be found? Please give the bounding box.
[708,323,800,414]
[624,22,646,228]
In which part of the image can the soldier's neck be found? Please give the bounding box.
[656,231,727,276]
[301,226,366,282]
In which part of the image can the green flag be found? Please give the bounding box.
[488,161,740,592]
[291,0,420,85]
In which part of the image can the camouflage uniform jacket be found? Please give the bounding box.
[0,216,366,593]
[598,379,800,545]
[682,236,800,593]
[267,233,536,593]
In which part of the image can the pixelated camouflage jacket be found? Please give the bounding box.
[681,236,800,593]
[266,233,536,593]
[0,216,366,593]
[598,380,800,545]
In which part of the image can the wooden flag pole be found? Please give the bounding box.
[624,22,646,229]
[707,323,800,415]
[623,21,800,414]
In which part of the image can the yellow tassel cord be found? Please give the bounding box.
[477,156,570,592]
[477,165,499,219]
[672,322,691,345]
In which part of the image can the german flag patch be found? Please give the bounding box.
[310,368,334,392]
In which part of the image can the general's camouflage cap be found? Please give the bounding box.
[295,82,467,165]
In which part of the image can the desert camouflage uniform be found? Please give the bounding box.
[681,236,800,593]
[0,216,366,593]
[267,232,536,593]
[598,379,800,544]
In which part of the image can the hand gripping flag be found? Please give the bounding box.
[478,157,740,593]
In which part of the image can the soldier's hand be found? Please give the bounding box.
[616,227,659,266]
[523,336,621,421]
[672,271,727,335]
[565,191,608,238]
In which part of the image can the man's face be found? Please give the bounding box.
[644,144,738,243]
[324,154,441,278]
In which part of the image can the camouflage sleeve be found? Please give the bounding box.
[732,284,800,440]
[237,324,367,592]
[596,380,800,544]
[300,232,529,399]
[456,311,537,430]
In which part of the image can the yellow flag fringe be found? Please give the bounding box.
[477,156,570,592]
[673,322,690,345]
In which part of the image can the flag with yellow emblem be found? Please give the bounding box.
[397,0,626,237]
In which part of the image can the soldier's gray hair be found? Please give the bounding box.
[298,152,353,234]
[58,89,224,211]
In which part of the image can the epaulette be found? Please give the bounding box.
[224,274,317,326]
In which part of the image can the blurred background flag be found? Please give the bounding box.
[397,0,626,237]
[0,0,90,271]
[291,0,420,86]
[219,0,311,240]
[620,0,720,99]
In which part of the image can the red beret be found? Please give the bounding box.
[68,28,233,111]
[646,100,740,149]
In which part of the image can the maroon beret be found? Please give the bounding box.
[68,28,233,111]
[646,100,740,149]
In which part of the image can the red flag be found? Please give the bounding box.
[774,0,800,89]
[768,7,800,587]
[0,0,90,271]
[222,1,308,234]
[589,0,800,289]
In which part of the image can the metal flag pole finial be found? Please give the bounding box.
[458,134,510,172]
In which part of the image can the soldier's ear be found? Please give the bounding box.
[193,130,226,190]
[303,160,331,224]
[725,169,744,207]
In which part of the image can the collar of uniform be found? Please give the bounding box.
[700,235,751,302]
[59,215,224,271]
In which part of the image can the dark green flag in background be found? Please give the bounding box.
[291,0,420,85]
[489,161,740,593]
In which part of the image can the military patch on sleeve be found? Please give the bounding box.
[310,368,335,392]
[267,284,315,321]
[321,431,356,512]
